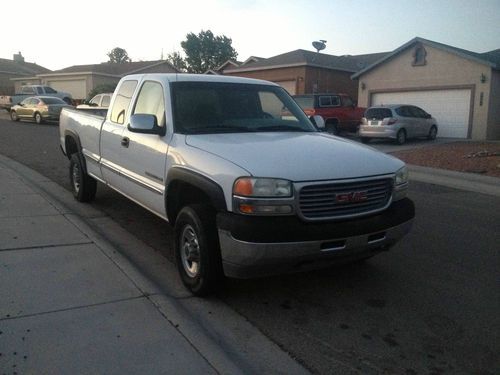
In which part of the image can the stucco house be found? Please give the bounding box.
[222,49,388,100]
[12,60,178,100]
[352,37,500,140]
[0,53,50,95]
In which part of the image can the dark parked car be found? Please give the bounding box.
[358,104,438,144]
[10,96,72,124]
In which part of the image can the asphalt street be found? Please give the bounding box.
[1,113,499,374]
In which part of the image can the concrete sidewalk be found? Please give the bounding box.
[0,155,308,375]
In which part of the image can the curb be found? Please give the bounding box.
[408,164,500,197]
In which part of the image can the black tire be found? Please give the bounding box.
[395,129,406,145]
[326,122,339,135]
[174,205,223,296]
[69,153,97,202]
[360,137,370,144]
[10,110,19,122]
[427,125,437,140]
[34,112,43,124]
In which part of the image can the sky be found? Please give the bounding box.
[2,0,499,71]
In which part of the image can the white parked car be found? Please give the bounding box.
[77,93,112,109]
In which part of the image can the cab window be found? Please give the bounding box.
[110,80,138,124]
[132,81,165,126]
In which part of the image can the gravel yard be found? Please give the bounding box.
[390,141,500,177]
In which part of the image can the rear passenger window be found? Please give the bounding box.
[101,95,111,107]
[319,96,331,107]
[319,96,340,107]
[110,80,138,124]
[133,81,165,126]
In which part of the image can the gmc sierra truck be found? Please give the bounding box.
[59,73,414,295]
[293,93,365,135]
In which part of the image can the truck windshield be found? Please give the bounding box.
[44,87,57,94]
[172,82,316,134]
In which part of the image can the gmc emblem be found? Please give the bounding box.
[335,191,368,204]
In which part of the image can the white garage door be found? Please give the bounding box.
[46,80,86,100]
[276,80,296,95]
[372,89,471,138]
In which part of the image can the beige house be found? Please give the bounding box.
[12,60,178,100]
[352,37,500,140]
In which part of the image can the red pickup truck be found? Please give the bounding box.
[293,93,365,135]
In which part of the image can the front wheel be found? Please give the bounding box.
[69,153,97,202]
[10,110,19,121]
[174,205,223,296]
[395,129,406,145]
[427,125,437,140]
[34,112,43,124]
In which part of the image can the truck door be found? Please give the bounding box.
[102,80,169,217]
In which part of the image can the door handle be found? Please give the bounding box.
[121,137,130,148]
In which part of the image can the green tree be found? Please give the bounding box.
[181,30,238,73]
[107,47,131,64]
[166,51,187,72]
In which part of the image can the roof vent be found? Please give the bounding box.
[13,52,25,63]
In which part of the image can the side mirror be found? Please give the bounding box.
[425,114,432,119]
[310,115,325,130]
[128,113,166,136]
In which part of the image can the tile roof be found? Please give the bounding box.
[46,60,177,76]
[352,37,500,78]
[224,49,389,73]
[0,58,51,75]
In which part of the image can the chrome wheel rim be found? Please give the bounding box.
[35,114,41,123]
[180,224,200,278]
[72,162,81,193]
[430,128,437,139]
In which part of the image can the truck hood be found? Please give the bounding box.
[185,132,404,181]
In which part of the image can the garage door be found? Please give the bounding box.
[276,80,296,95]
[372,89,471,138]
[46,79,87,100]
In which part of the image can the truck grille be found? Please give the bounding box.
[298,178,393,220]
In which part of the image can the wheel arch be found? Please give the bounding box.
[165,168,227,224]
[63,131,90,175]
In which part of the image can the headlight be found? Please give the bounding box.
[393,166,409,201]
[233,177,292,197]
[395,166,409,185]
[233,177,294,215]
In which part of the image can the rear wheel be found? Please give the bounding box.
[427,125,437,140]
[34,112,43,124]
[395,129,406,145]
[174,205,223,296]
[326,122,339,135]
[69,153,97,202]
[10,110,19,122]
[360,137,370,144]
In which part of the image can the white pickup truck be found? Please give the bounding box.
[59,73,415,295]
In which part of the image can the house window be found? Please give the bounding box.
[412,44,427,66]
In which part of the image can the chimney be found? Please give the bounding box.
[13,52,25,63]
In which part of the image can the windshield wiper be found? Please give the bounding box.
[255,125,308,132]
[190,125,254,134]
